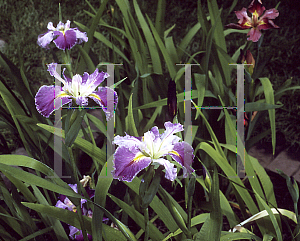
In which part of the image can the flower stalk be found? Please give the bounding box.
[61,49,73,77]
[158,186,192,239]
[143,207,150,241]
[187,175,196,232]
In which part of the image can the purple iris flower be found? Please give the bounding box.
[112,122,194,182]
[37,20,88,50]
[35,63,118,120]
[55,184,94,213]
[69,222,93,241]
[55,184,95,240]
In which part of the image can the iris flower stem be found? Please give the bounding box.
[83,115,100,173]
[83,115,96,146]
[249,80,255,102]
[185,178,193,232]
[187,194,193,232]
[250,40,260,102]
[186,176,194,239]
[68,146,79,182]
[76,203,89,241]
[143,207,149,241]
[63,49,73,78]
[254,40,260,78]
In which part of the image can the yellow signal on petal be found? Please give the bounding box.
[89,93,105,106]
[169,150,180,156]
[56,92,70,98]
[243,22,252,27]
[169,150,184,163]
[89,93,101,100]
[133,152,145,162]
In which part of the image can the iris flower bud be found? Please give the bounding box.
[167,80,177,120]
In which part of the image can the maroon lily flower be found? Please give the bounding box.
[226,0,279,42]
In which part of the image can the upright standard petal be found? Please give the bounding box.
[47,22,56,31]
[143,129,157,157]
[155,122,182,158]
[80,70,109,96]
[248,0,265,16]
[62,68,72,84]
[35,85,72,118]
[235,8,252,28]
[112,146,152,182]
[47,63,67,85]
[150,126,160,139]
[113,134,144,148]
[161,122,183,143]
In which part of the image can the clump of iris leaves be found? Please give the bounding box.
[1,0,300,154]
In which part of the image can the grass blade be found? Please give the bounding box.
[147,15,177,79]
[259,77,276,155]
[128,93,139,136]
[133,0,162,74]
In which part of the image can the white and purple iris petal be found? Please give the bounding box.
[112,122,194,182]
[68,210,106,240]
[35,63,118,120]
[112,145,152,182]
[169,142,195,178]
[55,184,87,212]
[37,20,88,50]
[55,184,96,240]
[69,225,93,241]
[35,85,72,118]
